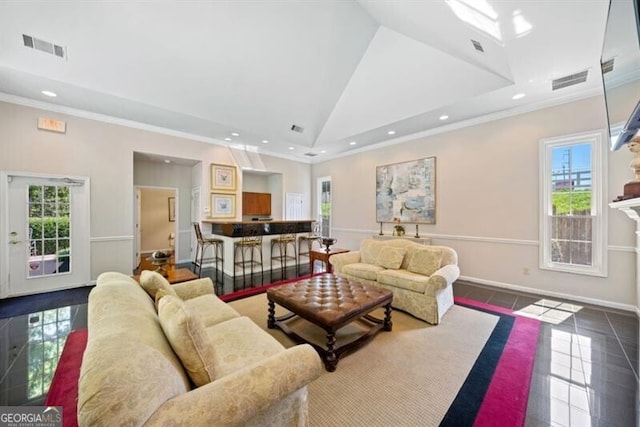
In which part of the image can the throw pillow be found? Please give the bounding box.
[140,270,177,300]
[375,246,406,269]
[154,288,173,310]
[158,295,216,386]
[406,248,443,276]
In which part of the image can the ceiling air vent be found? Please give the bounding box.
[552,70,589,91]
[601,58,615,74]
[471,39,484,52]
[290,124,304,133]
[22,34,66,59]
[304,152,318,157]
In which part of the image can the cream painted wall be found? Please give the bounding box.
[256,154,313,220]
[243,173,272,193]
[0,102,311,279]
[139,188,175,253]
[312,85,639,310]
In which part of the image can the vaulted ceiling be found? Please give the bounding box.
[0,1,637,163]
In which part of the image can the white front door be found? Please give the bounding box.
[4,174,90,297]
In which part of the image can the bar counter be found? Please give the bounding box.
[201,219,315,277]
[202,219,314,237]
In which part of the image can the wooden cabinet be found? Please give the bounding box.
[242,192,271,215]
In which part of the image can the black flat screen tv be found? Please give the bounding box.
[601,0,640,150]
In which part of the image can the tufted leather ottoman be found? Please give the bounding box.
[267,273,392,371]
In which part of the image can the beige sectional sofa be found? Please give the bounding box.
[78,271,322,427]
[329,238,460,324]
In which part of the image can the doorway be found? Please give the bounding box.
[134,186,177,271]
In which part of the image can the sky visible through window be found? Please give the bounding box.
[552,143,591,173]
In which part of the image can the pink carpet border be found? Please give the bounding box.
[219,273,319,302]
[454,296,541,427]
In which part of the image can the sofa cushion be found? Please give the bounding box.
[205,316,284,377]
[377,269,430,293]
[154,288,171,310]
[343,263,386,281]
[158,295,216,386]
[360,239,385,264]
[140,270,178,300]
[406,247,443,276]
[184,294,241,327]
[375,246,406,269]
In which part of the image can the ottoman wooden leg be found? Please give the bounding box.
[325,332,337,372]
[383,303,393,331]
[267,300,276,329]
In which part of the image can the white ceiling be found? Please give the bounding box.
[0,0,638,163]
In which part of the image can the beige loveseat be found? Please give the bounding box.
[329,238,460,324]
[78,271,322,426]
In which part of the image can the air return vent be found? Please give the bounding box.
[601,58,615,74]
[290,124,304,133]
[22,34,66,59]
[552,70,589,91]
[471,39,484,52]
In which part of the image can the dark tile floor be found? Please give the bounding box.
[0,275,638,427]
[453,280,639,427]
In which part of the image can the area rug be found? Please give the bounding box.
[229,294,540,426]
[45,287,539,427]
[44,329,87,427]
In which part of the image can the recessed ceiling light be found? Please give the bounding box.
[321,150,326,153]
[349,141,357,146]
[231,132,239,137]
[224,137,232,141]
[41,90,56,97]
[387,130,396,135]
[164,159,171,164]
[512,93,526,100]
[262,139,269,144]
[288,146,294,150]
[439,115,449,121]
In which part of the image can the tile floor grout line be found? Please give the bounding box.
[603,311,640,381]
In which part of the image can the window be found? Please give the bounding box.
[317,177,331,237]
[540,131,607,276]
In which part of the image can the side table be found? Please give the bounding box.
[309,248,350,274]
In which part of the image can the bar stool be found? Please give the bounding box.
[298,221,322,273]
[233,223,264,290]
[192,222,224,292]
[270,222,298,282]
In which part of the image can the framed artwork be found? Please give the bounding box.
[168,197,176,222]
[210,193,236,218]
[211,163,237,191]
[376,157,436,224]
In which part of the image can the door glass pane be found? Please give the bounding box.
[27,184,72,277]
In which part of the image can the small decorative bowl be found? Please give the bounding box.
[321,237,337,252]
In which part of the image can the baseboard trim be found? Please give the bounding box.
[459,275,637,313]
